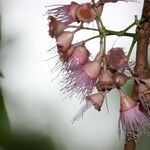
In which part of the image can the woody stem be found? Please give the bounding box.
[124,0,150,150]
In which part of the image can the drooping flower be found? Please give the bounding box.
[75,3,97,23]
[113,72,129,88]
[57,41,84,62]
[96,66,115,91]
[48,16,67,38]
[49,43,80,73]
[118,90,150,140]
[65,45,90,71]
[61,61,101,100]
[51,42,85,74]
[57,44,75,63]
[56,31,74,51]
[72,92,105,122]
[107,48,128,71]
[47,2,80,25]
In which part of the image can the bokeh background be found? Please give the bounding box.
[0,0,150,150]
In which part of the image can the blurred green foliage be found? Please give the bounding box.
[0,11,10,149]
[0,13,3,77]
[0,71,3,77]
[0,13,64,150]
[0,87,10,149]
[137,135,150,150]
[123,80,134,96]
[7,131,60,150]
[0,12,1,48]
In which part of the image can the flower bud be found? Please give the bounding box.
[107,48,128,71]
[113,73,129,87]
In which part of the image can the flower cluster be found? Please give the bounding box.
[46,0,150,141]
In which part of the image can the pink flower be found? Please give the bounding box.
[61,61,101,100]
[52,42,85,73]
[47,2,80,25]
[72,92,105,122]
[57,42,84,62]
[118,90,150,140]
[56,31,74,51]
[96,67,115,91]
[107,48,128,71]
[113,72,129,87]
[65,45,90,71]
[75,3,97,23]
[57,44,76,62]
[48,16,67,38]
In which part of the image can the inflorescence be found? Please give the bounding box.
[46,0,150,141]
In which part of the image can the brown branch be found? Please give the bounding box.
[124,0,150,150]
[134,1,150,79]
[124,140,136,150]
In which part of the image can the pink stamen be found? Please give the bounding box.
[47,2,80,25]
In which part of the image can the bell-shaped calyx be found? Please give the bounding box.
[48,16,67,38]
[82,61,101,79]
[58,42,85,63]
[69,2,80,21]
[56,31,74,51]
[107,47,128,71]
[69,45,89,63]
[119,90,138,112]
[96,67,115,91]
[75,3,96,23]
[86,92,104,111]
[113,72,129,87]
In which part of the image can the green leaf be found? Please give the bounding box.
[0,71,4,77]
[0,87,10,148]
